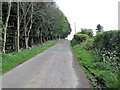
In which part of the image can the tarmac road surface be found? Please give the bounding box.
[2,40,90,88]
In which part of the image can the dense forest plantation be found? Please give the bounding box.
[1,1,71,53]
[71,28,120,88]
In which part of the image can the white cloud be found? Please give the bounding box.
[55,0,119,40]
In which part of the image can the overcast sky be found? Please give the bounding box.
[55,0,119,40]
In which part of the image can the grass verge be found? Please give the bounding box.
[1,40,61,74]
[71,44,118,88]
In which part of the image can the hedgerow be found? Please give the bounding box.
[71,30,119,88]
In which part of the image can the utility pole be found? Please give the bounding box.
[74,22,76,34]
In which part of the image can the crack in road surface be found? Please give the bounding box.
[2,40,90,88]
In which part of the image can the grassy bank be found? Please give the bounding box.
[1,40,61,73]
[71,44,118,88]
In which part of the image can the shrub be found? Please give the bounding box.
[71,38,79,46]
[93,30,120,75]
[76,34,89,42]
[94,30,120,51]
[84,38,95,50]
[78,28,93,37]
[71,34,89,46]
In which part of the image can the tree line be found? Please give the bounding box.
[1,1,71,53]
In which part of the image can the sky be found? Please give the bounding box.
[55,0,119,40]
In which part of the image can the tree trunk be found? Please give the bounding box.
[2,1,11,53]
[31,38,34,47]
[0,2,2,52]
[24,2,34,49]
[26,37,29,48]
[23,15,28,49]
[0,2,2,26]
[28,2,33,48]
[40,29,42,44]
[24,33,27,49]
[16,2,20,52]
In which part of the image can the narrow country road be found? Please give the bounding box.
[2,40,90,88]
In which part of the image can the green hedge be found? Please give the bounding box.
[94,30,120,52]
[71,34,89,46]
[77,28,93,37]
[94,30,120,71]
[84,38,94,50]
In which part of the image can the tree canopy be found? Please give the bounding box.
[96,24,103,32]
[78,28,93,37]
